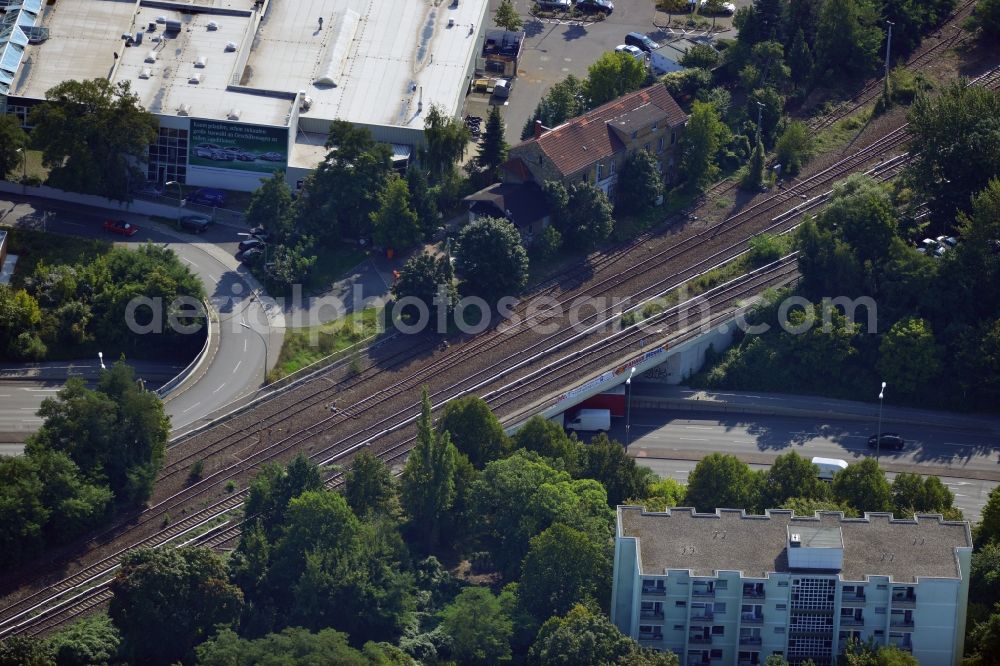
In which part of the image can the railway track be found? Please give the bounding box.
[0,257,801,637]
[4,63,997,640]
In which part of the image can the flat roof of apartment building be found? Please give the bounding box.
[618,506,973,583]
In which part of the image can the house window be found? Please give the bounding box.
[658,137,664,152]
[631,130,638,139]
[597,164,603,180]
[671,131,676,145]
[652,121,658,130]
[610,160,617,174]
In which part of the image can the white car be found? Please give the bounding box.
[699,0,736,14]
[615,44,646,62]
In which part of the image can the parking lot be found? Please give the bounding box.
[475,0,747,141]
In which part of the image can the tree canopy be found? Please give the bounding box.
[371,175,423,252]
[519,523,611,620]
[454,216,529,299]
[616,150,663,216]
[684,453,757,512]
[401,390,458,548]
[0,114,27,180]
[585,53,647,108]
[831,459,892,513]
[438,587,513,664]
[438,395,510,467]
[679,101,728,191]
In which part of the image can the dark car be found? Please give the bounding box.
[186,188,227,207]
[236,247,263,263]
[179,215,212,233]
[238,237,265,252]
[103,219,139,236]
[576,0,614,13]
[248,226,271,242]
[625,32,659,53]
[867,433,905,451]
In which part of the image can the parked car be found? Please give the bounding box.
[625,32,659,53]
[179,215,212,233]
[868,433,905,451]
[103,219,139,236]
[236,247,263,263]
[238,237,265,252]
[186,188,227,206]
[538,0,571,8]
[248,226,271,242]
[615,44,646,62]
[699,0,736,13]
[812,457,848,481]
[575,0,614,13]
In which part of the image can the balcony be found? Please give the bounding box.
[841,594,867,605]
[740,636,763,646]
[692,586,716,598]
[688,633,712,645]
[741,614,764,625]
[840,617,864,627]
[641,586,667,597]
[640,610,665,621]
[639,632,664,644]
[691,612,714,621]
[743,586,765,599]
[892,595,917,608]
[890,617,915,628]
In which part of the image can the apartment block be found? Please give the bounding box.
[612,507,972,666]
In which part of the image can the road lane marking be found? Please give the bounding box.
[679,437,707,441]
[684,426,714,430]
[182,404,198,413]
[213,382,226,394]
[244,339,248,352]
[233,360,242,374]
[22,388,59,391]
[183,258,195,265]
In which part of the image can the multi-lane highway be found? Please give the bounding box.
[0,195,279,436]
[606,405,999,521]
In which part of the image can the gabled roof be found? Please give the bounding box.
[500,156,533,182]
[525,85,686,177]
[463,182,549,227]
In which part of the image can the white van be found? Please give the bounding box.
[564,409,611,433]
[811,457,848,481]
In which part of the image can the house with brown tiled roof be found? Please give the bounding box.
[503,85,688,202]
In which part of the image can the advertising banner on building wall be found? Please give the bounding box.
[188,119,289,173]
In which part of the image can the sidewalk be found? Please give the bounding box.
[631,383,1000,434]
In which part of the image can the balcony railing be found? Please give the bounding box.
[841,594,867,605]
[741,614,764,624]
[743,587,765,598]
[689,635,712,644]
[892,595,917,607]
[840,617,864,627]
[890,618,915,628]
[740,636,763,646]
[691,612,714,621]
[642,587,667,596]
[639,633,664,643]
[692,587,716,597]
[640,611,665,621]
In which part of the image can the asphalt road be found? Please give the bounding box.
[1,195,278,436]
[603,408,999,521]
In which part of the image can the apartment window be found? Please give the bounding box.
[676,601,687,607]
[777,581,789,587]
[876,607,887,614]
[713,602,726,614]
[716,581,728,590]
[710,649,723,659]
[712,626,725,636]
[674,625,686,630]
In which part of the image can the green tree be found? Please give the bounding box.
[0,114,27,181]
[976,486,1000,545]
[406,167,439,238]
[400,390,457,547]
[438,395,509,468]
[29,362,169,505]
[241,455,323,542]
[788,28,814,88]
[371,175,422,251]
[297,120,392,241]
[530,604,678,666]
[585,52,647,108]
[742,133,766,190]
[0,285,44,361]
[345,450,398,519]
[196,626,406,665]
[757,451,828,510]
[775,121,812,175]
[522,76,586,140]
[513,415,578,464]
[455,216,529,299]
[554,183,614,250]
[966,611,1000,666]
[679,101,728,191]
[532,225,563,262]
[748,42,791,90]
[747,233,787,267]
[877,317,940,397]
[265,240,317,287]
[616,150,663,216]
[765,655,791,666]
[815,174,898,268]
[520,524,611,620]
[392,252,456,322]
[630,477,687,511]
[782,497,859,517]
[973,0,1000,39]
[439,587,513,664]
[577,434,655,506]
[906,83,1000,220]
[970,542,1000,606]
[831,458,891,513]
[813,0,882,82]
[477,104,508,180]
[423,105,471,180]
[28,79,157,202]
[245,172,295,242]
[109,547,243,665]
[0,636,54,666]
[685,453,757,512]
[47,614,120,666]
[680,43,720,69]
[890,472,954,517]
[494,0,523,31]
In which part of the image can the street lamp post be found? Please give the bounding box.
[883,21,895,105]
[165,180,183,222]
[240,319,268,385]
[625,367,636,448]
[15,148,26,192]
[875,381,886,460]
[97,351,106,370]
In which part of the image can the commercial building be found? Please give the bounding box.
[503,85,687,202]
[612,506,972,666]
[0,0,490,192]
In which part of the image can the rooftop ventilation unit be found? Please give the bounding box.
[144,51,157,63]
[139,67,152,79]
[156,16,166,24]
[177,103,190,116]
[207,21,219,31]
[194,56,207,68]
[188,72,202,84]
[164,19,182,34]
[790,533,801,547]
[227,108,241,120]
[299,92,312,111]
[225,41,237,52]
